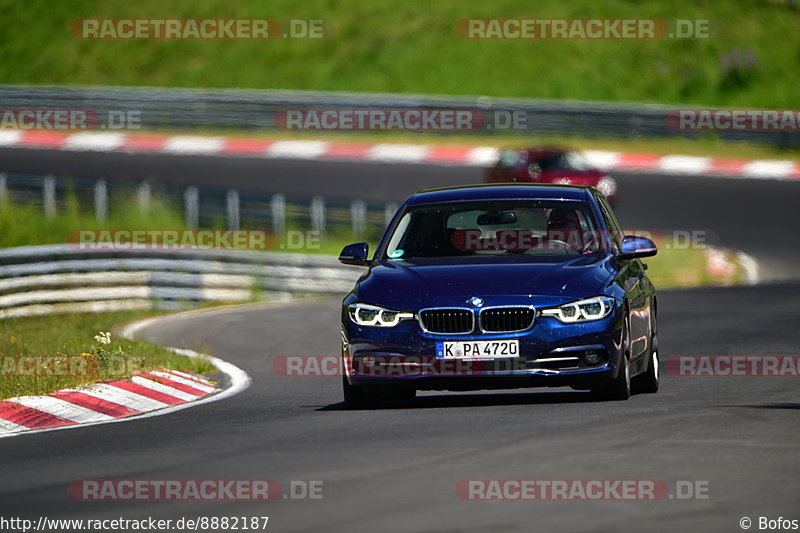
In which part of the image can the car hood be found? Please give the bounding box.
[355,255,615,309]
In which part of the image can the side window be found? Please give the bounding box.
[565,151,591,171]
[498,150,524,168]
[597,196,623,252]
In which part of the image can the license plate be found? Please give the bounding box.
[436,340,519,359]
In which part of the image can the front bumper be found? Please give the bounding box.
[342,308,624,391]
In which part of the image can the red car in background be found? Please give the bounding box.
[486,147,618,205]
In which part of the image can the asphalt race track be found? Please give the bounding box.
[1,150,799,532]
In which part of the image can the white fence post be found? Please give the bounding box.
[271,193,286,238]
[0,173,7,205]
[226,189,240,230]
[351,200,366,241]
[384,202,398,228]
[43,175,56,218]
[184,186,199,228]
[94,179,108,222]
[310,196,326,240]
[137,181,151,212]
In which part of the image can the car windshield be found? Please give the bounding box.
[496,150,524,168]
[534,155,565,170]
[384,199,602,259]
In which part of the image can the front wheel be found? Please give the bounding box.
[343,376,415,409]
[343,375,372,409]
[592,315,631,401]
[633,333,659,394]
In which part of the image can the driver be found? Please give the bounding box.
[545,208,583,250]
[547,208,580,231]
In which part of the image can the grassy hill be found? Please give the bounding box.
[1,0,798,108]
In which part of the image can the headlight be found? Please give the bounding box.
[541,296,615,323]
[348,303,414,327]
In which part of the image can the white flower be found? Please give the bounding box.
[94,331,111,345]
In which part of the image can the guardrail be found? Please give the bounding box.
[0,172,398,243]
[1,84,796,147]
[0,244,361,319]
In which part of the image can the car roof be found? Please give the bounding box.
[407,183,593,206]
[524,146,570,158]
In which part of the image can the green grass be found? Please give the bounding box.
[645,245,739,289]
[1,0,798,109]
[0,190,186,248]
[0,310,215,400]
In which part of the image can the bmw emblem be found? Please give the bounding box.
[469,296,484,307]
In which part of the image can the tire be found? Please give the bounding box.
[592,312,631,401]
[633,330,660,394]
[343,376,415,409]
[343,375,372,409]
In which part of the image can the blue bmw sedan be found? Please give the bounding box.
[339,184,659,408]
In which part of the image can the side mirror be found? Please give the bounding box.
[619,235,657,259]
[339,242,370,266]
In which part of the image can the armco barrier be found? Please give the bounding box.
[0,85,797,147]
[0,244,361,319]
